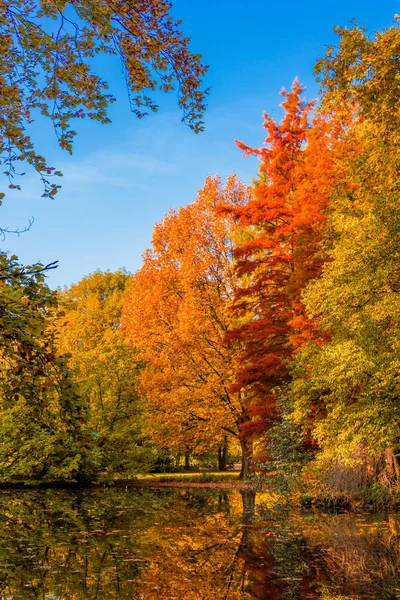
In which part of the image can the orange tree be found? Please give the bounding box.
[0,0,208,200]
[122,175,255,477]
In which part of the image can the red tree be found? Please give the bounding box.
[222,80,335,446]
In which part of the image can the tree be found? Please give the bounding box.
[291,21,400,483]
[0,252,94,483]
[122,175,255,477]
[0,0,208,199]
[56,269,150,476]
[221,80,335,454]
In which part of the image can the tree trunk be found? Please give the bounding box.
[240,489,256,522]
[239,439,253,479]
[218,492,230,512]
[175,453,181,469]
[218,436,228,471]
[218,447,223,470]
[184,450,190,470]
[384,448,400,483]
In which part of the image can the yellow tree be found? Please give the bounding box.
[291,20,400,485]
[122,175,254,476]
[56,269,150,476]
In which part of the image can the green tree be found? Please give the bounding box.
[0,0,208,199]
[0,252,94,483]
[57,269,150,476]
[291,20,400,485]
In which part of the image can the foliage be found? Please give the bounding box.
[0,252,95,483]
[122,175,254,476]
[258,393,311,493]
[149,448,176,473]
[1,14,399,500]
[220,80,335,456]
[291,20,400,480]
[56,269,151,476]
[0,0,208,198]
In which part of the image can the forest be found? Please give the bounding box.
[0,3,399,511]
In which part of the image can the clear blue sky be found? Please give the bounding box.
[1,0,397,289]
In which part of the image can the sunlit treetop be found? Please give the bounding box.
[315,16,400,126]
[0,0,208,199]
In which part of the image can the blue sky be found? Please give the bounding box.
[1,0,398,289]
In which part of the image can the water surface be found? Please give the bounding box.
[0,486,398,599]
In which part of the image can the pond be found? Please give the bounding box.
[0,486,398,599]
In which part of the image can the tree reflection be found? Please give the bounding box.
[0,487,398,599]
[302,512,400,599]
[0,488,255,599]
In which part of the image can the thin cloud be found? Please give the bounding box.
[61,149,178,191]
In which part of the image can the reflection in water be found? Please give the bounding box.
[0,486,398,599]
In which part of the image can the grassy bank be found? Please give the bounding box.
[137,471,241,483]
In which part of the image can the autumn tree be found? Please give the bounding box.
[291,20,400,485]
[0,252,95,483]
[122,175,255,477]
[56,269,150,476]
[222,80,335,454]
[0,0,208,199]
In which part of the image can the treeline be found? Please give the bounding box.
[0,21,399,499]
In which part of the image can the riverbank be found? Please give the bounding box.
[0,470,256,491]
[104,470,255,490]
[120,480,252,490]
